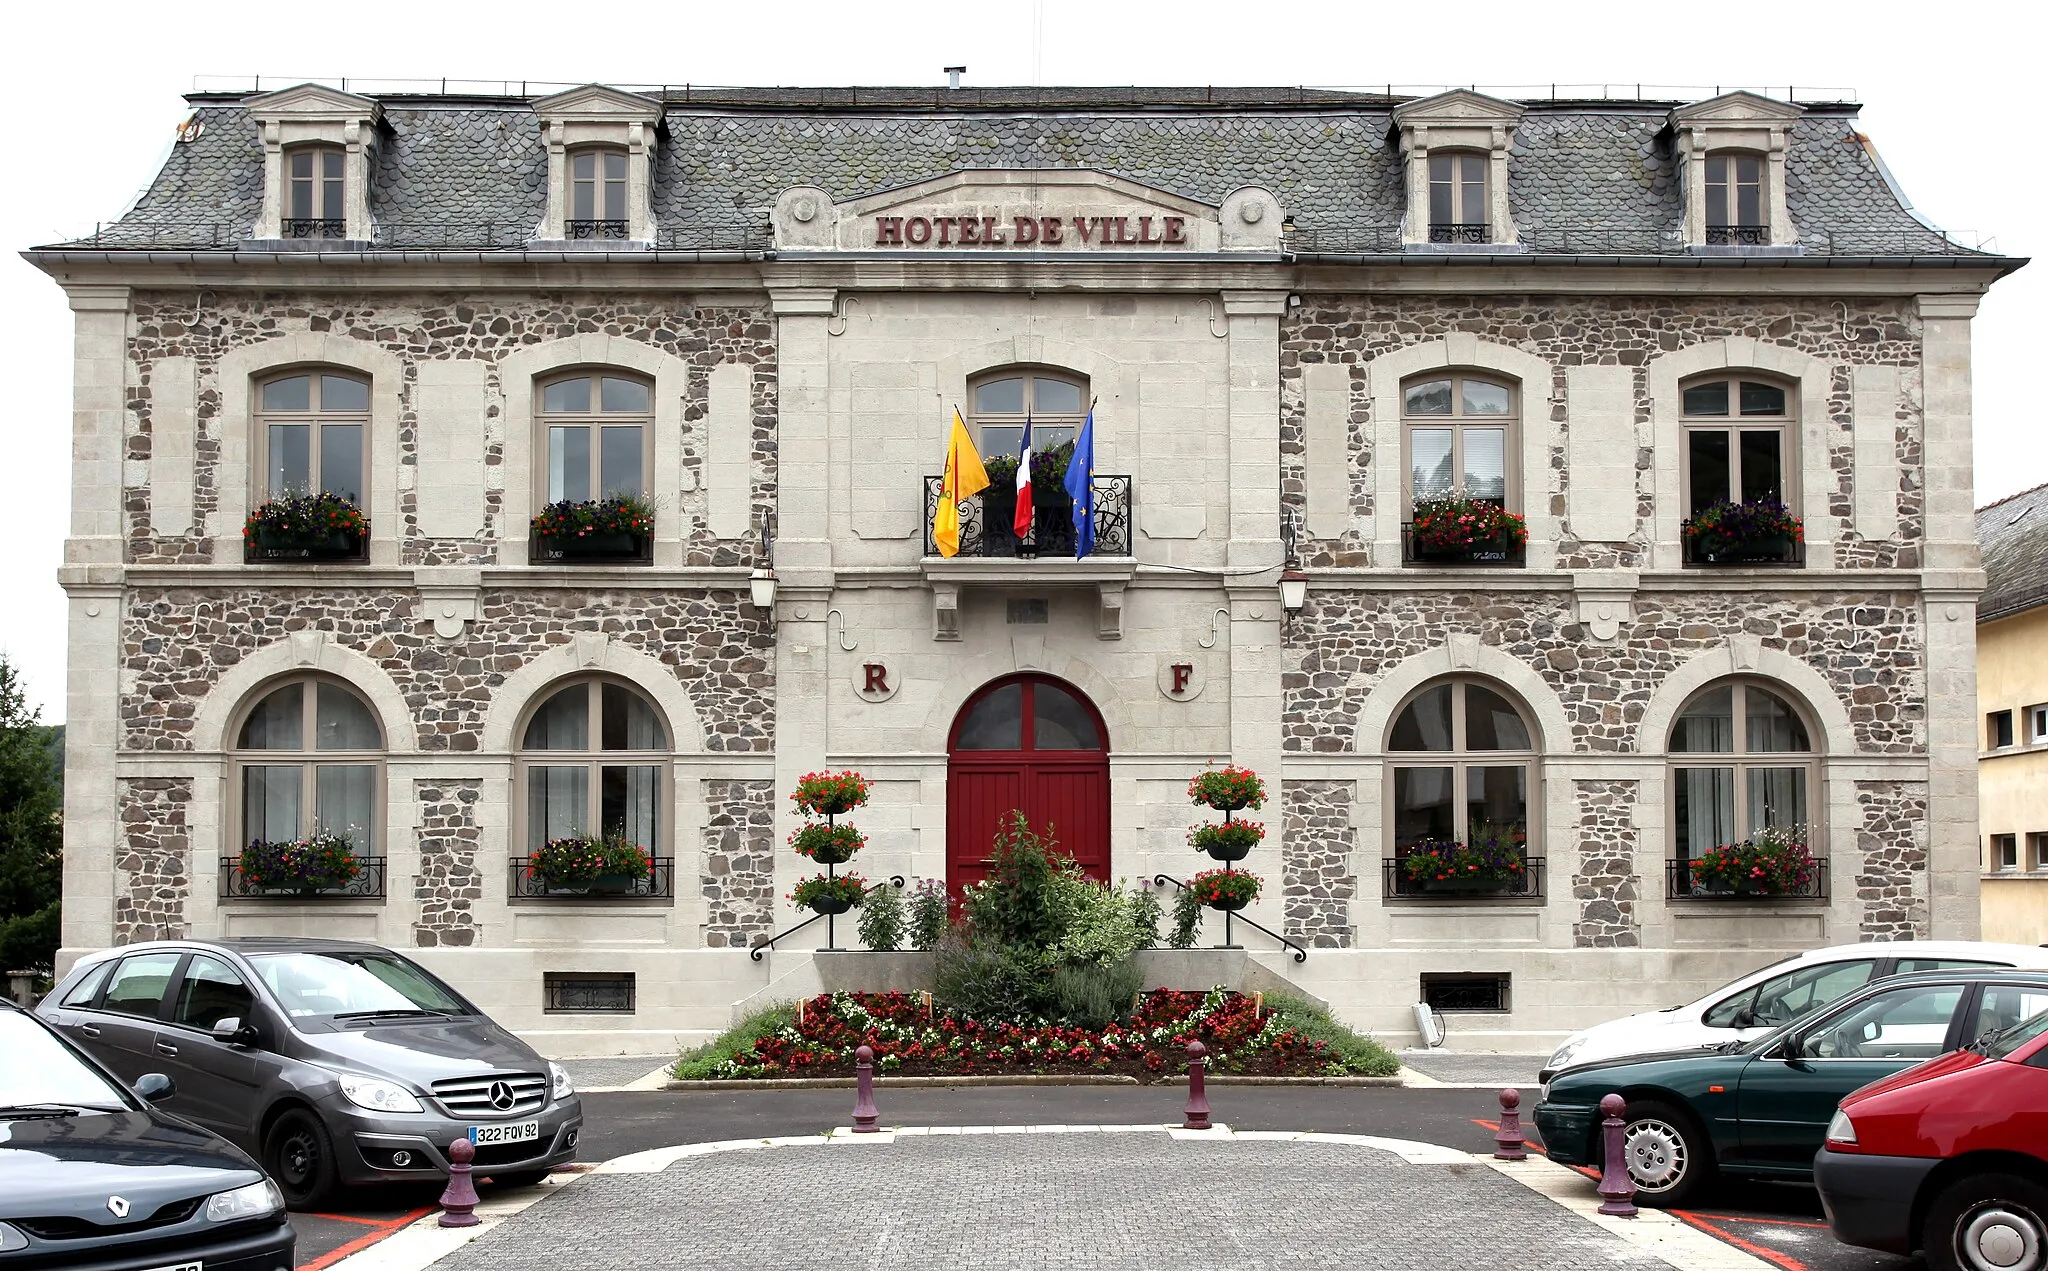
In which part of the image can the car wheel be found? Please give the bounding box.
[264,1107,341,1211]
[485,1169,554,1188]
[1608,1100,1714,1208]
[1927,1173,2048,1271]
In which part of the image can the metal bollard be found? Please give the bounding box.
[438,1137,481,1228]
[1595,1093,1638,1218]
[851,1044,880,1132]
[1493,1087,1528,1160]
[1183,1039,1212,1130]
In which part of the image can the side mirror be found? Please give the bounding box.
[1730,1008,1757,1030]
[134,1072,176,1104]
[210,1017,259,1047]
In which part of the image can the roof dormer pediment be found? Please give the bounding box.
[245,83,381,125]
[1391,88,1526,131]
[1670,91,1805,128]
[532,84,663,125]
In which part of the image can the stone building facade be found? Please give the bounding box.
[33,82,2012,1053]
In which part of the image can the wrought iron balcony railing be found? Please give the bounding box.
[923,475,1133,558]
[1706,225,1771,246]
[1681,534,1805,567]
[1401,522,1527,567]
[1666,857,1828,901]
[282,218,347,239]
[509,856,676,899]
[566,219,631,240]
[1382,855,1546,901]
[220,855,387,899]
[1428,223,1490,244]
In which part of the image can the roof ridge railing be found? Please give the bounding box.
[188,76,1859,105]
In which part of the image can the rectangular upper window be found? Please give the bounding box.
[1704,151,1768,244]
[258,372,369,505]
[1427,152,1488,242]
[569,149,629,237]
[1992,834,2019,871]
[1990,710,2016,749]
[2029,704,2048,744]
[286,146,346,237]
[1681,375,1792,516]
[538,373,651,503]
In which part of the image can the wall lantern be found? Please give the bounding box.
[748,566,777,612]
[1278,565,1308,614]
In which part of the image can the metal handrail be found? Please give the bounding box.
[748,876,905,961]
[1152,873,1308,964]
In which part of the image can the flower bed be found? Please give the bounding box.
[684,988,1392,1081]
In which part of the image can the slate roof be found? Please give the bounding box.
[1980,482,2048,623]
[45,86,1989,257]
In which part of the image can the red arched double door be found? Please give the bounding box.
[946,674,1110,894]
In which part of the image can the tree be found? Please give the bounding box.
[0,656,62,971]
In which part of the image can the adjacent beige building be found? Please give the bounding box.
[1978,482,2048,944]
[29,81,2020,1054]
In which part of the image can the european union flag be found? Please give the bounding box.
[1063,406,1096,559]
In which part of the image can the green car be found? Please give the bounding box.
[1535,968,2048,1205]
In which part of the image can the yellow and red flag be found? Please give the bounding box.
[932,407,990,558]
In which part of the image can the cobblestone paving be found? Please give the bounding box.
[1399,1053,1549,1087]
[435,1134,1672,1270]
[557,1055,671,1090]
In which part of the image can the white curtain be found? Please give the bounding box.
[243,766,302,843]
[315,765,377,852]
[528,766,588,848]
[1675,767,1735,859]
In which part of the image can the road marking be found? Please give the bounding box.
[1486,1155,1780,1270]
[298,1208,434,1271]
[1670,1211,1814,1271]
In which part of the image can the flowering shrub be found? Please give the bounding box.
[1682,499,1804,554]
[790,872,870,912]
[529,495,655,541]
[1188,821,1265,854]
[697,988,1350,1080]
[982,440,1077,490]
[1689,825,1816,895]
[1188,868,1261,908]
[1411,495,1528,552]
[791,770,872,817]
[906,878,950,950]
[790,821,865,864]
[240,833,362,890]
[1186,766,1267,811]
[528,835,651,887]
[243,492,368,543]
[1400,827,1528,888]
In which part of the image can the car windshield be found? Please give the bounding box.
[247,951,472,1021]
[0,1012,132,1112]
[1981,1009,2048,1061]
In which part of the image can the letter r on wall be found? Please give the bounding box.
[864,663,890,694]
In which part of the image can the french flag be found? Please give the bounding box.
[1012,413,1034,539]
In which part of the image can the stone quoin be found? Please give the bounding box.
[28,80,2015,1055]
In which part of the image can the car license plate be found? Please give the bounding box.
[469,1119,540,1146]
[139,1262,203,1271]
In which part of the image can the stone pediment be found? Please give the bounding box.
[532,84,663,125]
[1391,89,1526,129]
[771,169,1283,252]
[1671,91,1805,127]
[246,83,381,126]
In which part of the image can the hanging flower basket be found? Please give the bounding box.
[1188,868,1261,912]
[1682,500,1804,564]
[1188,820,1265,863]
[1186,766,1267,812]
[790,873,869,916]
[240,833,362,894]
[528,835,653,892]
[791,770,872,818]
[790,821,865,865]
[1688,826,1815,896]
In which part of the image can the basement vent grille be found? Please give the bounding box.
[1421,972,1510,1014]
[544,971,636,1014]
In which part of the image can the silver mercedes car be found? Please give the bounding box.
[38,937,583,1209]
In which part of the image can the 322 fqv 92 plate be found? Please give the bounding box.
[469,1120,540,1146]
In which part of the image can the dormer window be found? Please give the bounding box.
[1428,153,1489,243]
[285,146,346,238]
[1704,152,1767,245]
[568,148,629,238]
[1390,89,1524,249]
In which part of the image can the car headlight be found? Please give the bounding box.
[1825,1108,1858,1146]
[205,1180,283,1223]
[337,1073,424,1114]
[1548,1039,1585,1070]
[0,1221,27,1252]
[549,1060,575,1100]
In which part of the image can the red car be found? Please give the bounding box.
[1815,984,2048,1270]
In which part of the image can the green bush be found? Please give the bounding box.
[1128,887,1162,950]
[857,880,905,951]
[673,1001,796,1080]
[1048,957,1144,1031]
[1262,993,1401,1077]
[906,879,949,950]
[960,812,1069,949]
[1051,880,1151,967]
[1168,883,1204,949]
[932,933,1053,1022]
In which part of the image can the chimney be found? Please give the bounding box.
[944,66,966,90]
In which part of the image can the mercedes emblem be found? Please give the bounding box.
[488,1081,516,1111]
[106,1196,131,1218]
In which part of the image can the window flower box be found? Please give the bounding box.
[529,496,654,563]
[1405,496,1528,566]
[1682,499,1804,565]
[237,833,365,895]
[526,835,653,894]
[243,492,369,562]
[1399,829,1529,895]
[1682,826,1817,897]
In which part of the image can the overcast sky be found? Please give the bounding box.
[1,0,2038,721]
